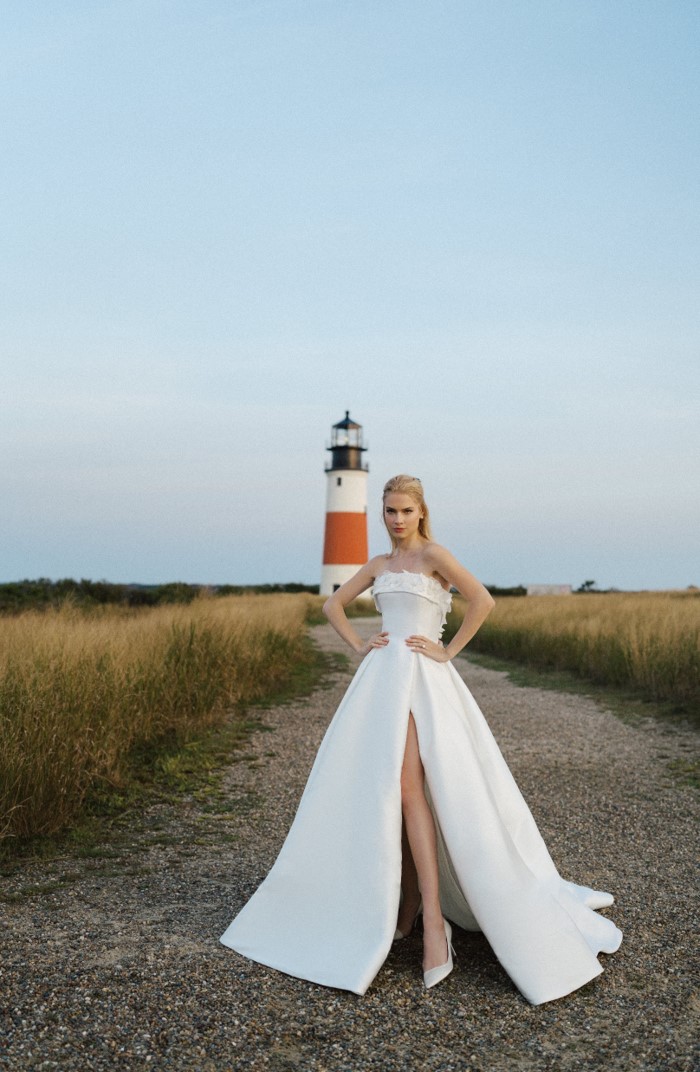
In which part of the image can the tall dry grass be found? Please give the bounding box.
[0,593,315,845]
[448,590,700,712]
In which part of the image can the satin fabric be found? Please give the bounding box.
[220,570,622,1003]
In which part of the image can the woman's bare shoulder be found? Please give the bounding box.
[366,553,392,579]
[422,543,454,570]
[423,544,493,601]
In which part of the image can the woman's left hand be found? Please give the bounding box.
[405,635,450,662]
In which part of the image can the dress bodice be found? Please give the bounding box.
[371,570,452,642]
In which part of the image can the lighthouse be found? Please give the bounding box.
[320,411,369,595]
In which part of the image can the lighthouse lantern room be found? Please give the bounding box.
[320,411,369,596]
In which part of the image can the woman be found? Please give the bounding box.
[220,475,622,1002]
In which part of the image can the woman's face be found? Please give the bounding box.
[383,492,423,542]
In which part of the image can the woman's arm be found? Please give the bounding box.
[407,545,495,662]
[322,557,389,656]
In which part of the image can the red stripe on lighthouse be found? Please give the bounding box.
[322,512,368,565]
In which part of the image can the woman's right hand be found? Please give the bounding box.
[357,631,390,656]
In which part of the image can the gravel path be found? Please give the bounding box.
[1,620,698,1072]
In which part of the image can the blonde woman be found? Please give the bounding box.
[220,476,621,1002]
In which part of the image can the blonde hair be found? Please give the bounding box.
[382,474,433,551]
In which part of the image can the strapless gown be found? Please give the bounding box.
[219,570,622,1004]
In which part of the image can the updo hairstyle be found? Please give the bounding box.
[382,474,433,550]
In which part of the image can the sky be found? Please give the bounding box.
[2,0,698,590]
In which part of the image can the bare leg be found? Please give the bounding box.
[395,818,420,935]
[400,714,449,972]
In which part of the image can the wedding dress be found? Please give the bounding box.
[220,570,622,1004]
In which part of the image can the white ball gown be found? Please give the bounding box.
[220,570,622,1004]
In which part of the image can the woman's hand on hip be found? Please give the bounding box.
[357,631,390,656]
[405,634,450,662]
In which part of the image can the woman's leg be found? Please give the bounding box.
[400,714,449,971]
[395,818,420,934]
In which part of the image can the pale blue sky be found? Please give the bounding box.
[2,1,698,589]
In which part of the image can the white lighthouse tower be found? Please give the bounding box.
[320,411,369,596]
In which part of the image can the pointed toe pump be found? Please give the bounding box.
[423,919,455,989]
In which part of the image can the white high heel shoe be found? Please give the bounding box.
[423,919,454,989]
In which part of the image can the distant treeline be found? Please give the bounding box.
[0,577,530,615]
[0,579,320,615]
[486,585,527,597]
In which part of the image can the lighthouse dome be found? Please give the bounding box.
[326,411,368,472]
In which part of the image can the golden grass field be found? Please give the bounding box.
[0,594,316,847]
[3,587,697,851]
[448,589,700,712]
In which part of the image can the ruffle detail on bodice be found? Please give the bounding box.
[371,570,453,635]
